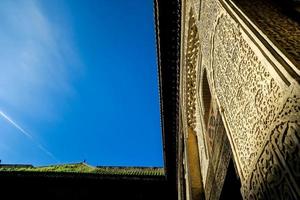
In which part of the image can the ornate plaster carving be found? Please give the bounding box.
[181,5,210,185]
[245,96,300,199]
[205,101,232,200]
[209,5,300,198]
[199,0,221,70]
[212,13,284,179]
[183,0,300,198]
[185,10,200,131]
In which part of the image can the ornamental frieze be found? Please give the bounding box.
[185,10,200,131]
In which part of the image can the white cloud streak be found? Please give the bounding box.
[0,1,83,164]
[0,110,33,140]
[0,110,60,163]
[37,144,59,163]
[0,0,83,121]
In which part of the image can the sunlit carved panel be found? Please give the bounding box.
[198,0,221,73]
[181,5,211,186]
[185,10,199,131]
[246,96,300,199]
[182,0,300,198]
[212,13,284,179]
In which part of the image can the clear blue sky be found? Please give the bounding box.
[0,0,163,167]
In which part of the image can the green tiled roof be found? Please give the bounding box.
[0,163,164,176]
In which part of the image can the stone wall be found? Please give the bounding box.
[180,0,300,199]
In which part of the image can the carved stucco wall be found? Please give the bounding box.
[204,100,232,200]
[181,0,300,199]
[212,12,284,179]
[180,0,210,188]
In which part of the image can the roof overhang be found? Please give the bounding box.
[154,0,182,197]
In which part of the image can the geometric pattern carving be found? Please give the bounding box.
[213,13,283,179]
[185,9,200,131]
[181,5,213,187]
[184,0,300,199]
[213,14,282,178]
[246,96,300,199]
[199,0,221,70]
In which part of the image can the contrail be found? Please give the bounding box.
[37,144,59,163]
[0,110,60,163]
[0,111,33,140]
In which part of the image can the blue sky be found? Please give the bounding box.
[0,0,163,167]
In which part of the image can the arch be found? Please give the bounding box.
[202,69,212,129]
[205,103,242,199]
[183,8,205,200]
